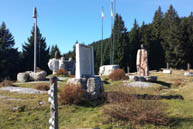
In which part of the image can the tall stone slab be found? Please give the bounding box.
[75,44,94,78]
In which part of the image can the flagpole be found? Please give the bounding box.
[112,0,116,65]
[33,7,37,73]
[110,1,114,65]
[101,7,104,66]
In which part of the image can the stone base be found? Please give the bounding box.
[129,75,157,82]
[99,65,119,76]
[67,76,104,100]
[184,71,193,77]
[163,69,172,74]
[17,71,47,82]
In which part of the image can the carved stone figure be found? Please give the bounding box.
[136,44,149,76]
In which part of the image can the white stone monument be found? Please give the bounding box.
[75,43,94,78]
[67,43,104,100]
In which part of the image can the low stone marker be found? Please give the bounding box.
[163,63,172,74]
[184,63,193,77]
[99,65,119,76]
[48,76,58,129]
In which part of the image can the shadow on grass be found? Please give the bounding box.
[106,92,184,103]
[156,81,171,88]
[169,117,193,127]
[136,94,184,100]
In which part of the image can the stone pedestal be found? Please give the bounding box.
[129,75,157,82]
[163,69,172,74]
[67,76,104,100]
[184,71,193,77]
[99,65,119,76]
[17,71,47,82]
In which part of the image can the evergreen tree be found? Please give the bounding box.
[161,5,185,68]
[112,14,129,70]
[50,44,61,58]
[128,19,140,72]
[150,6,165,69]
[22,26,50,72]
[0,22,21,80]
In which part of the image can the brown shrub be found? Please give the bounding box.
[59,84,87,105]
[104,86,169,127]
[172,79,183,87]
[0,79,13,87]
[108,69,127,81]
[56,68,68,76]
[36,83,50,91]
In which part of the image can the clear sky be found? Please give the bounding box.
[0,0,192,53]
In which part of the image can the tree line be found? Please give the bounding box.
[89,5,193,73]
[0,5,193,80]
[0,22,63,80]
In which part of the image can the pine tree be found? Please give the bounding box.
[128,19,140,72]
[50,44,61,58]
[0,22,21,80]
[161,5,185,68]
[150,6,165,69]
[22,26,50,72]
[112,14,128,70]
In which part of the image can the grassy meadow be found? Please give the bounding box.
[0,70,193,129]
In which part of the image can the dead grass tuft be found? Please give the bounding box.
[59,84,88,105]
[108,69,127,81]
[104,86,169,127]
[0,79,14,87]
[35,83,50,91]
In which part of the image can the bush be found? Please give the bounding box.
[108,69,127,81]
[0,79,13,87]
[172,79,183,87]
[59,84,88,105]
[104,86,169,127]
[36,83,49,91]
[56,68,68,76]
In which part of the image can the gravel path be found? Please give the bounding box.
[0,86,47,94]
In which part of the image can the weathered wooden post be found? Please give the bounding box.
[187,63,190,72]
[167,63,169,69]
[48,76,58,129]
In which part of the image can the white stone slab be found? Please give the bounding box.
[99,65,119,76]
[163,69,172,74]
[75,44,94,78]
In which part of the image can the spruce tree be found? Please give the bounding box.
[22,26,50,72]
[150,6,165,69]
[0,22,21,80]
[128,19,140,72]
[112,14,128,70]
[161,5,185,68]
[50,44,61,58]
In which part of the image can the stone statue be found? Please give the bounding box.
[136,44,149,76]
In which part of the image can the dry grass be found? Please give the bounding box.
[56,68,68,76]
[35,83,50,91]
[172,79,184,87]
[104,86,169,127]
[59,84,88,105]
[0,79,14,87]
[108,69,127,81]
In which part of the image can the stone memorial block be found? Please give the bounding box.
[99,65,119,76]
[75,44,94,78]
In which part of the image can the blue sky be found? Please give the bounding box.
[0,0,192,53]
